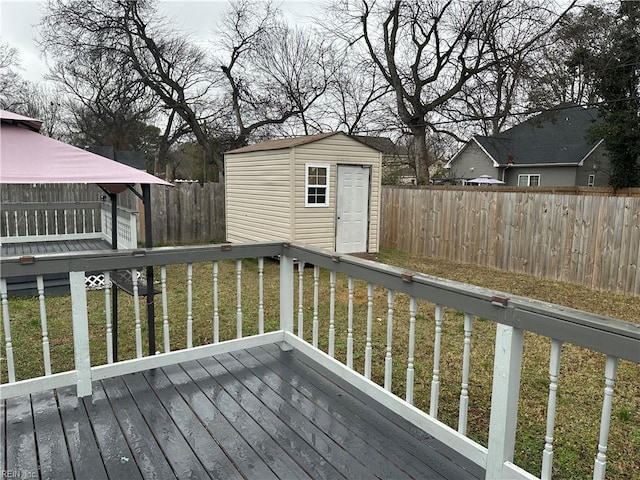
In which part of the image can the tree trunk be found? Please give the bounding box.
[412,126,431,186]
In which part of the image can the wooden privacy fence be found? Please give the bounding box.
[149,182,225,245]
[380,186,640,296]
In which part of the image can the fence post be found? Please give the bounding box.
[279,252,294,343]
[485,322,524,479]
[70,271,92,397]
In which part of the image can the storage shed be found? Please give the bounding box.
[225,132,382,254]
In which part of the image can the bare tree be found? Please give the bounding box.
[217,0,336,140]
[40,0,230,179]
[327,0,575,184]
[323,58,393,134]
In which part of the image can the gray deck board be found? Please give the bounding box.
[2,346,485,479]
[1,238,111,257]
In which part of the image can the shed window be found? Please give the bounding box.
[306,164,329,206]
[518,174,540,187]
[588,174,595,187]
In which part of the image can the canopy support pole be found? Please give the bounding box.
[109,192,119,363]
[142,184,156,355]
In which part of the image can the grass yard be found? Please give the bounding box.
[1,247,639,479]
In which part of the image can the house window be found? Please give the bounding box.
[306,164,329,206]
[588,174,595,187]
[518,174,540,187]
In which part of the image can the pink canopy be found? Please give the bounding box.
[0,109,172,187]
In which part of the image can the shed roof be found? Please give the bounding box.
[226,131,383,154]
[472,104,600,166]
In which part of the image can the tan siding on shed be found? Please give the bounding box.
[294,135,381,252]
[225,150,292,243]
[224,132,381,252]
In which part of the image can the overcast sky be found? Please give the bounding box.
[0,0,320,83]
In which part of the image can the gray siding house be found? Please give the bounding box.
[445,105,611,187]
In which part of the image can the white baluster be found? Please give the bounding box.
[297,261,304,338]
[406,297,417,404]
[541,339,562,479]
[328,270,336,357]
[54,210,59,234]
[312,265,319,347]
[384,290,395,391]
[132,269,142,358]
[258,258,265,335]
[458,313,474,435]
[36,276,52,376]
[104,272,113,363]
[1,279,15,382]
[13,211,18,236]
[161,266,170,353]
[213,261,219,343]
[24,211,28,236]
[45,210,49,235]
[364,283,374,379]
[593,355,619,480]
[347,277,355,369]
[34,210,39,236]
[430,304,444,418]
[236,259,243,339]
[187,263,193,347]
[63,208,68,234]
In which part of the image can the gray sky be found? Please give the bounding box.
[0,0,320,83]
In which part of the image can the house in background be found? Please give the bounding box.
[225,132,382,254]
[444,104,611,187]
[352,135,416,185]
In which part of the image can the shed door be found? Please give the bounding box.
[336,165,370,253]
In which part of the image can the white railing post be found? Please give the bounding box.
[364,283,374,379]
[542,339,563,479]
[297,261,304,338]
[384,290,395,391]
[593,355,619,480]
[328,270,336,357]
[0,278,15,383]
[312,265,319,347]
[458,313,473,435]
[259,258,265,335]
[406,296,417,404]
[279,253,294,336]
[347,277,355,368]
[486,323,525,479]
[430,304,444,418]
[70,271,92,397]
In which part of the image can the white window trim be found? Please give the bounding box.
[305,163,330,207]
[518,174,541,187]
[588,174,595,187]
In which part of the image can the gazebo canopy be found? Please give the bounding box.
[0,109,172,187]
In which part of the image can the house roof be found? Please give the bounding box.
[352,136,408,156]
[454,104,601,167]
[226,131,383,154]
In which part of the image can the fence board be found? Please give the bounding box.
[380,186,640,297]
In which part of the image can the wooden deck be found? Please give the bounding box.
[0,238,111,257]
[1,344,483,480]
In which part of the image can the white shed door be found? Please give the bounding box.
[336,165,370,253]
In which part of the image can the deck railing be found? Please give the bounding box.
[0,201,137,248]
[0,242,638,480]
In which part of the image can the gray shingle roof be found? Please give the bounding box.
[475,105,600,166]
